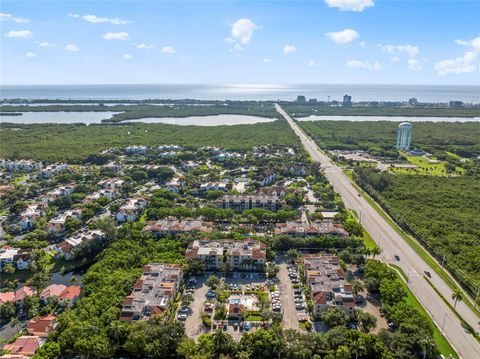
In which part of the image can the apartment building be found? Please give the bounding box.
[39,163,68,179]
[84,188,119,203]
[275,220,348,237]
[51,229,105,260]
[120,263,183,321]
[41,184,76,203]
[185,239,266,271]
[302,254,355,318]
[143,217,213,236]
[98,178,125,190]
[0,159,42,172]
[216,195,281,212]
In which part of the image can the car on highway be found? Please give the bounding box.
[394,254,400,261]
[424,271,431,278]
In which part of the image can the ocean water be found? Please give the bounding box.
[298,115,480,123]
[1,84,479,103]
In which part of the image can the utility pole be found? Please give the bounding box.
[441,254,446,269]
[441,312,447,333]
[475,287,480,310]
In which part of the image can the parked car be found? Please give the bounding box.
[394,254,400,261]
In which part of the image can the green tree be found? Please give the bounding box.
[451,289,463,309]
[320,308,349,328]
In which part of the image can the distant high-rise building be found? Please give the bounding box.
[449,101,464,108]
[296,95,306,103]
[342,94,352,107]
[396,122,412,150]
[408,97,418,107]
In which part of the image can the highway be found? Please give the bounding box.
[276,103,480,359]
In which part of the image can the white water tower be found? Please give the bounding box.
[396,122,412,150]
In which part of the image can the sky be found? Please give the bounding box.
[1,0,479,85]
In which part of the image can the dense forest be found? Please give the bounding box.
[353,167,480,294]
[298,120,480,159]
[0,120,298,162]
[281,103,480,118]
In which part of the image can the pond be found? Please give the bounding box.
[124,114,277,126]
[0,111,120,124]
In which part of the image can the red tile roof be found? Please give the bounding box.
[58,285,81,300]
[40,284,67,299]
[4,336,41,356]
[0,291,15,305]
[27,314,56,337]
[15,286,36,302]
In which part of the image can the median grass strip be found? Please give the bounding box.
[388,264,459,359]
[344,171,480,318]
[424,276,480,343]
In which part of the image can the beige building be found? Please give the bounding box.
[216,195,281,212]
[120,263,183,321]
[302,254,355,318]
[185,239,266,271]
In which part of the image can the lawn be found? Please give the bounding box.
[244,313,263,321]
[390,153,464,176]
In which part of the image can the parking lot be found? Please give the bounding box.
[183,276,210,339]
[277,257,308,331]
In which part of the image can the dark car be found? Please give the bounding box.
[394,254,400,261]
[424,271,431,278]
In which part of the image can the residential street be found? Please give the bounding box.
[276,103,480,359]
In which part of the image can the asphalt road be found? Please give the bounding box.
[276,103,480,359]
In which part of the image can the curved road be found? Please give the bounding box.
[276,104,480,359]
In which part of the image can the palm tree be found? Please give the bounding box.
[371,246,382,258]
[452,289,463,309]
[351,338,367,359]
[418,335,435,359]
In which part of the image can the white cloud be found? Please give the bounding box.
[434,51,478,75]
[263,58,270,63]
[6,30,32,39]
[26,52,36,58]
[64,44,79,52]
[380,44,419,58]
[325,29,359,44]
[0,13,29,23]
[359,41,366,48]
[38,41,56,48]
[123,54,133,60]
[161,46,176,54]
[230,18,258,44]
[283,45,296,54]
[407,59,422,71]
[346,59,383,71]
[454,36,480,52]
[102,32,129,40]
[68,13,80,18]
[324,0,374,12]
[308,60,320,67]
[233,44,243,51]
[136,43,154,49]
[390,56,400,63]
[224,37,236,44]
[82,14,130,25]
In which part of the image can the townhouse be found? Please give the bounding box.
[216,195,281,212]
[143,217,213,236]
[27,315,56,337]
[124,145,148,155]
[39,163,68,179]
[214,152,245,162]
[19,203,46,230]
[84,188,119,203]
[120,263,183,321]
[165,176,184,194]
[0,247,31,271]
[47,209,82,235]
[98,178,125,190]
[41,184,76,203]
[275,220,348,237]
[3,336,42,357]
[116,197,147,222]
[40,284,81,306]
[185,239,267,271]
[51,229,105,260]
[199,181,232,192]
[257,185,296,198]
[302,254,355,318]
[0,159,42,172]
[254,170,278,186]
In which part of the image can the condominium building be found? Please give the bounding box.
[143,217,213,236]
[120,263,183,321]
[185,239,266,271]
[302,254,355,318]
[275,220,348,237]
[216,195,281,212]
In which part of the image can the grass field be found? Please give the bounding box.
[390,153,464,176]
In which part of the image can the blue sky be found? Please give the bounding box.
[1,0,479,85]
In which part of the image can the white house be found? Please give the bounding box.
[116,197,147,222]
[39,163,69,179]
[19,203,46,230]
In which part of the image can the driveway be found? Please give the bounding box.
[184,277,210,339]
[277,257,299,330]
